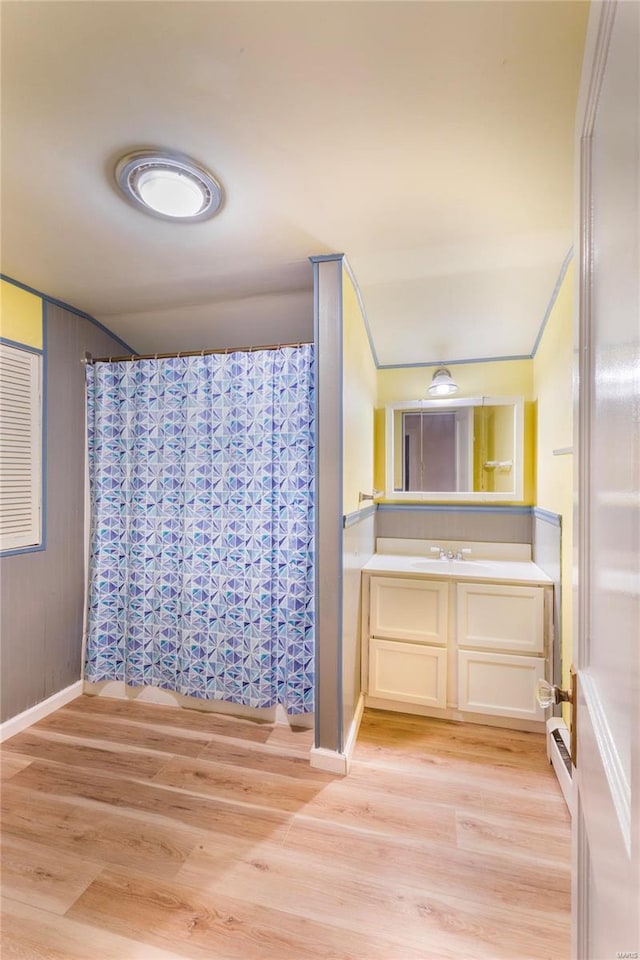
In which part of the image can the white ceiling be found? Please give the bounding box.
[1,1,588,364]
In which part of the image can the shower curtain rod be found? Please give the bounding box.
[88,341,313,364]
[84,340,313,363]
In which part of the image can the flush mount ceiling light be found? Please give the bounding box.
[427,367,459,396]
[114,150,224,222]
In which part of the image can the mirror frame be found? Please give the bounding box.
[384,396,525,502]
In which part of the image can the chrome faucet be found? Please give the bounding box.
[430,546,451,560]
[430,546,472,561]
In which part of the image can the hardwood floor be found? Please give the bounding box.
[1,696,571,959]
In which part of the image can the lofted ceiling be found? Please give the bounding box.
[1,1,588,364]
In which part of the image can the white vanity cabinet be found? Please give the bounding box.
[456,582,544,654]
[456,581,546,722]
[367,577,448,707]
[368,638,447,708]
[370,576,448,644]
[361,552,552,730]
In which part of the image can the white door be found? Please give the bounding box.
[574,2,639,957]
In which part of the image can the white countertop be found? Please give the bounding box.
[363,553,552,585]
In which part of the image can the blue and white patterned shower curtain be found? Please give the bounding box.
[85,346,315,715]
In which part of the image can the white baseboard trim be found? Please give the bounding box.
[364,695,545,733]
[0,680,84,743]
[310,693,365,776]
[547,717,574,815]
[343,692,365,770]
[310,746,348,775]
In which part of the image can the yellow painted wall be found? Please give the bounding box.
[533,261,574,710]
[492,403,517,493]
[377,359,533,406]
[376,359,535,502]
[342,268,377,515]
[0,279,43,349]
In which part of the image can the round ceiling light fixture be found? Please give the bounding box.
[427,367,459,396]
[114,150,224,222]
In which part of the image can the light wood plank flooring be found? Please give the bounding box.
[1,696,571,959]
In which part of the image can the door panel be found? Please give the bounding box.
[369,638,447,707]
[369,576,448,644]
[575,2,639,955]
[456,582,544,654]
[458,650,546,720]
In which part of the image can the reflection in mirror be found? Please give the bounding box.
[399,409,472,491]
[386,397,524,502]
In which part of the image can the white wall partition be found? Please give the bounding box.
[311,255,377,772]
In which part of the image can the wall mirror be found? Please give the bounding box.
[385,396,524,502]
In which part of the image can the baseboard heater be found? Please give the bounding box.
[547,718,574,815]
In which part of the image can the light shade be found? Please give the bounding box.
[115,150,223,222]
[427,367,459,396]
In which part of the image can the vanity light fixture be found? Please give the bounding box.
[114,149,224,222]
[427,367,459,396]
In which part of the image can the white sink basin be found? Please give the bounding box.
[410,559,495,575]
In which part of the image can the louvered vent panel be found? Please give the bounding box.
[0,343,42,551]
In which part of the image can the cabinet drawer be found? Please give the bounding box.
[458,650,546,720]
[369,638,447,707]
[456,582,544,654]
[370,577,448,644]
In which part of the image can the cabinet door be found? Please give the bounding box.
[370,577,448,644]
[369,638,447,707]
[458,650,545,720]
[456,582,544,654]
